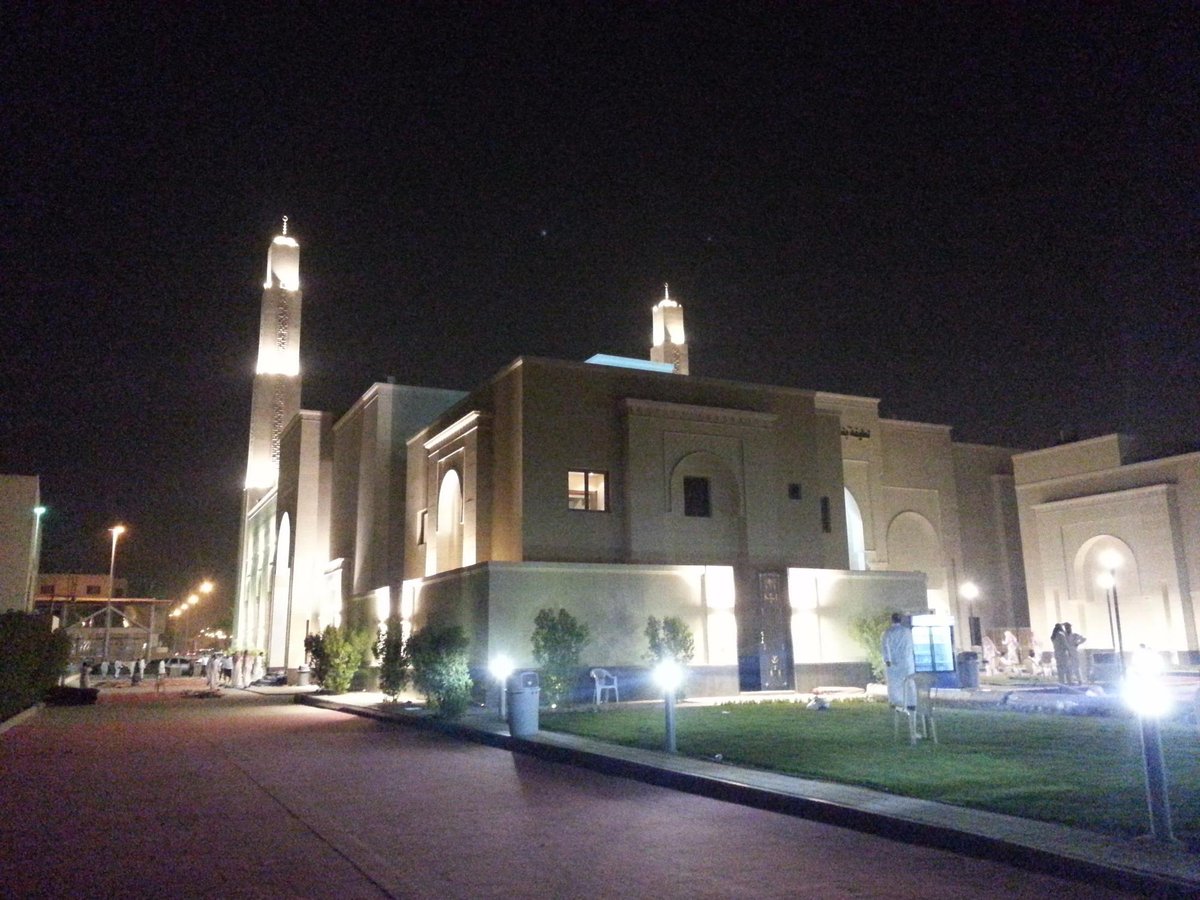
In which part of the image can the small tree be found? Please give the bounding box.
[644,616,695,665]
[531,608,590,705]
[374,615,408,701]
[407,625,472,717]
[304,625,361,694]
[850,611,896,683]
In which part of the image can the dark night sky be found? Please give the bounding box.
[4,4,1198,620]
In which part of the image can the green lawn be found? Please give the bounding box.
[541,700,1200,845]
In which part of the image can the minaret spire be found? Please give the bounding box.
[650,282,689,375]
[282,215,288,236]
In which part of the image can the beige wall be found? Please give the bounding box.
[411,561,927,679]
[815,393,1027,641]
[1015,435,1200,658]
[1,475,41,612]
[276,410,333,669]
[407,357,848,576]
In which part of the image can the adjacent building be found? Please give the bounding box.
[0,474,43,613]
[1014,435,1200,663]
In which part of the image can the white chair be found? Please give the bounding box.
[902,673,938,745]
[590,668,619,705]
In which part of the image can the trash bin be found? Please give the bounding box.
[957,651,980,689]
[506,670,540,737]
[1089,651,1120,684]
[297,665,311,687]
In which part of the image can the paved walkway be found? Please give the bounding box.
[299,687,1200,898]
[0,686,1153,898]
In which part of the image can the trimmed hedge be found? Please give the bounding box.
[0,611,70,722]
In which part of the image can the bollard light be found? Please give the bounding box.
[1122,647,1175,843]
[654,660,684,753]
[489,654,515,720]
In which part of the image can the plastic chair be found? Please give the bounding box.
[901,673,938,745]
[590,668,619,705]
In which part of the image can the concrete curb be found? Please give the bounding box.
[0,702,42,736]
[299,694,1199,898]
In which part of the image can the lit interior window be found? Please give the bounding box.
[568,470,607,511]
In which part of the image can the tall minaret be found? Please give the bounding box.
[650,283,688,374]
[244,218,302,494]
[235,220,302,652]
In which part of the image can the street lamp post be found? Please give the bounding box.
[1098,550,1126,676]
[24,505,46,612]
[489,655,515,720]
[1123,650,1175,843]
[654,660,684,753]
[102,525,126,661]
[959,581,980,648]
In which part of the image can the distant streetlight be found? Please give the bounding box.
[24,505,47,612]
[102,525,126,660]
[654,660,684,753]
[1097,549,1126,675]
[489,655,515,720]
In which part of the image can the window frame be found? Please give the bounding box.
[683,475,712,518]
[567,469,609,512]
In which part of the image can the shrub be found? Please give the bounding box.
[531,608,590,706]
[644,616,695,664]
[0,611,70,721]
[849,611,896,683]
[407,625,471,717]
[374,615,408,701]
[304,625,363,694]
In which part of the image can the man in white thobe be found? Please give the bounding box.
[882,613,916,709]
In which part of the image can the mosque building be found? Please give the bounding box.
[233,223,1200,688]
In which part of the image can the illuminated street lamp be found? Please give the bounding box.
[959,580,980,648]
[1097,549,1126,675]
[1123,648,1175,843]
[489,654,515,720]
[102,525,126,660]
[24,505,47,612]
[654,660,684,753]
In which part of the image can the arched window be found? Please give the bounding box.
[844,488,867,571]
[435,469,464,573]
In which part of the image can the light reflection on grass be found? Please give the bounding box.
[542,700,1200,844]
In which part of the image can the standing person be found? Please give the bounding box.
[79,660,90,690]
[223,653,235,686]
[1063,622,1086,684]
[881,613,916,710]
[1050,624,1069,683]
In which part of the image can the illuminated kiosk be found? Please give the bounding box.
[910,613,959,688]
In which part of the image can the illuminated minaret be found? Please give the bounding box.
[244,218,302,494]
[235,219,302,652]
[650,283,688,374]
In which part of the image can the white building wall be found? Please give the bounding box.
[1015,435,1200,660]
[0,475,41,612]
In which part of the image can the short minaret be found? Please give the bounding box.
[245,218,303,493]
[650,283,688,374]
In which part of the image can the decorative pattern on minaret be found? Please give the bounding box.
[275,299,289,350]
[271,387,286,463]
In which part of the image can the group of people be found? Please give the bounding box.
[203,650,264,691]
[1050,622,1086,684]
[79,658,147,688]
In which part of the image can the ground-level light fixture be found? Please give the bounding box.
[1122,647,1175,843]
[654,660,684,753]
[489,654,515,719]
